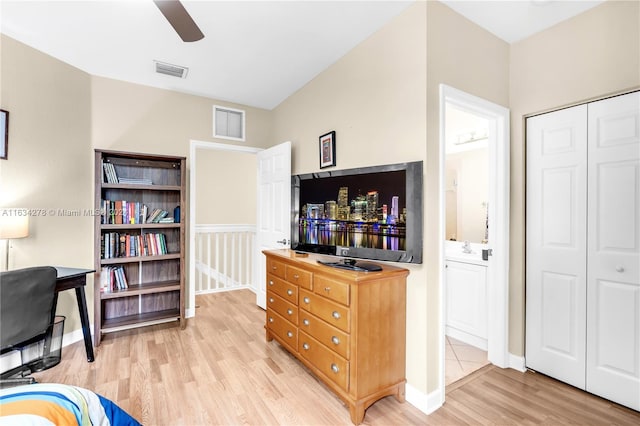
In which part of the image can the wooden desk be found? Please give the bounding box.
[54,267,95,362]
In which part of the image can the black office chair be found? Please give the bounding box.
[0,266,58,386]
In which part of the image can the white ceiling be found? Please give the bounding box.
[1,0,605,110]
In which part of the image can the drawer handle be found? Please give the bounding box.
[324,287,331,292]
[293,274,300,279]
[332,311,341,320]
[331,363,340,374]
[303,297,310,304]
[331,336,340,345]
[269,298,274,303]
[616,265,625,273]
[269,317,274,323]
[287,331,293,338]
[302,319,310,326]
[272,266,277,270]
[302,342,310,350]
[287,309,293,316]
[287,289,293,296]
[269,280,274,286]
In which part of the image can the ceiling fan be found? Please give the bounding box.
[153,0,204,42]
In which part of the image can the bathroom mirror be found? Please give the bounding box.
[445,105,489,244]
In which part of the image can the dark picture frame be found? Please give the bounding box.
[0,109,7,160]
[319,130,336,169]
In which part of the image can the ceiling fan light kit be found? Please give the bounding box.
[153,0,204,42]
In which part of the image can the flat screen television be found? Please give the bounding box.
[291,161,423,264]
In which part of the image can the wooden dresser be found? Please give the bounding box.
[263,249,409,425]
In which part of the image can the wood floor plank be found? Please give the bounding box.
[30,289,640,425]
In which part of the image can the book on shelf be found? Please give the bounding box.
[118,177,153,185]
[146,208,174,224]
[102,162,119,184]
[101,232,168,259]
[101,200,150,225]
[100,265,129,292]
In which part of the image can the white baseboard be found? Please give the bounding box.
[186,307,195,318]
[406,383,443,416]
[508,353,526,372]
[61,327,92,349]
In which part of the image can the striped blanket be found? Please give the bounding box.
[0,383,141,425]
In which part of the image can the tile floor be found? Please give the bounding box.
[445,335,490,385]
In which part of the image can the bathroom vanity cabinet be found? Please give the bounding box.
[445,259,487,350]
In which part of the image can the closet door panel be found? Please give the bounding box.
[587,92,640,411]
[526,104,588,389]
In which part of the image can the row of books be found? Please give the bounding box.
[100,200,174,225]
[102,162,153,185]
[100,266,129,292]
[101,232,169,259]
[103,162,119,184]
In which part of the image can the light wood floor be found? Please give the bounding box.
[33,290,640,425]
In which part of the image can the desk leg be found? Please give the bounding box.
[74,287,95,362]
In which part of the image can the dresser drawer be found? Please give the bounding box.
[267,292,298,325]
[299,331,349,391]
[299,311,350,359]
[266,309,298,351]
[267,258,286,279]
[267,274,298,304]
[286,265,313,290]
[299,289,350,333]
[314,275,350,306]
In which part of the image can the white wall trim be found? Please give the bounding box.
[509,353,527,372]
[439,84,511,402]
[406,383,443,415]
[189,140,263,318]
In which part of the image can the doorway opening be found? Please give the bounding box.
[444,103,491,384]
[438,85,510,403]
[188,140,262,318]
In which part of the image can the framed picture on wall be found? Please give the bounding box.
[0,109,7,160]
[319,130,336,169]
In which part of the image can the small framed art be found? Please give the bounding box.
[319,130,336,169]
[0,109,7,160]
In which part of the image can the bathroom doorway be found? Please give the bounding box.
[443,103,491,385]
[438,85,510,400]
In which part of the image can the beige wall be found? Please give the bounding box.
[91,76,273,156]
[508,0,640,357]
[0,35,93,333]
[272,1,429,392]
[195,149,257,224]
[426,0,510,392]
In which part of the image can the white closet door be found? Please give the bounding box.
[586,92,640,411]
[526,105,588,389]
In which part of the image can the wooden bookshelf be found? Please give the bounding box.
[94,149,186,346]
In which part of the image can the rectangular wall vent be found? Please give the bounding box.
[154,61,188,79]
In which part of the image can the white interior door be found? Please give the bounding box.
[256,141,291,309]
[526,104,588,389]
[586,92,640,410]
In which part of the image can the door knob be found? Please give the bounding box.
[615,265,625,273]
[276,239,289,245]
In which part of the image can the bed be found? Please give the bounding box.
[0,383,141,425]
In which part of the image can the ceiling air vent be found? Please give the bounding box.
[154,61,188,79]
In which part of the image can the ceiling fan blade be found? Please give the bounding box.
[154,0,204,42]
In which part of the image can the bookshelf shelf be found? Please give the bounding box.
[101,309,181,333]
[94,149,186,346]
[100,280,181,300]
[101,223,181,230]
[101,183,181,191]
[100,253,181,265]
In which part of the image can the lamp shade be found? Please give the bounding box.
[0,210,30,239]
